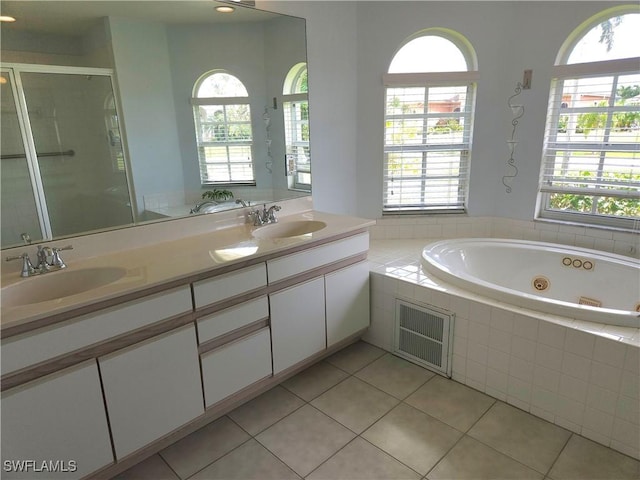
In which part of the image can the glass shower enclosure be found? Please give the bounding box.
[1,65,134,248]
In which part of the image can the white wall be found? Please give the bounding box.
[260,1,360,216]
[259,1,628,221]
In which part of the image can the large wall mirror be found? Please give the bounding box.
[0,0,310,249]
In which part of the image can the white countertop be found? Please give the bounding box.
[1,211,375,332]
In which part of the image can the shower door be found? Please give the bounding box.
[1,65,134,248]
[0,68,45,246]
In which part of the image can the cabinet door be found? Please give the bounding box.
[99,324,204,459]
[1,361,113,479]
[270,277,326,374]
[325,261,370,347]
[201,328,272,407]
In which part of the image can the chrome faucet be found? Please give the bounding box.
[6,244,73,277]
[248,204,281,226]
[263,204,281,224]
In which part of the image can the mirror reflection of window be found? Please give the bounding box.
[192,71,255,185]
[104,94,125,173]
[283,63,310,192]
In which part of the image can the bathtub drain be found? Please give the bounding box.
[532,276,550,292]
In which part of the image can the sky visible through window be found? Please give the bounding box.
[568,13,640,64]
[388,36,467,73]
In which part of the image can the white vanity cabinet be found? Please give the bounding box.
[325,260,370,347]
[1,361,113,479]
[270,277,327,374]
[99,324,203,460]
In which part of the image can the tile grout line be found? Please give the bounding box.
[248,344,389,479]
[157,451,182,480]
[543,432,574,479]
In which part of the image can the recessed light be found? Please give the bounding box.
[215,6,235,13]
[0,15,16,22]
[0,76,8,85]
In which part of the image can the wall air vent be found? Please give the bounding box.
[393,299,454,376]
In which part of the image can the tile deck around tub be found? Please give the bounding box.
[113,341,640,480]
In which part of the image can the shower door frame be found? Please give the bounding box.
[3,63,135,243]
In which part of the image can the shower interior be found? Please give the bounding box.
[1,65,134,248]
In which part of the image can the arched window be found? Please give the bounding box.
[383,30,477,213]
[282,63,310,191]
[192,71,254,184]
[538,9,640,229]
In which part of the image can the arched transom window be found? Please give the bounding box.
[192,71,254,185]
[383,30,477,213]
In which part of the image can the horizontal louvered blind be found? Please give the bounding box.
[540,60,640,220]
[283,96,311,189]
[383,82,474,212]
[193,102,255,184]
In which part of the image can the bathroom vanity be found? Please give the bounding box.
[0,210,373,479]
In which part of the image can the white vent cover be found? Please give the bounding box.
[393,299,454,376]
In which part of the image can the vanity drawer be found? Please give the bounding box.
[267,232,369,283]
[1,286,192,376]
[197,296,268,345]
[201,327,272,407]
[193,264,267,309]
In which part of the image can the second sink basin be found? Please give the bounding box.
[252,220,327,239]
[1,266,127,308]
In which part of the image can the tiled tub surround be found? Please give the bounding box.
[365,238,640,460]
[370,215,640,259]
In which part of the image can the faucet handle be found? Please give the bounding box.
[51,244,73,269]
[5,253,37,277]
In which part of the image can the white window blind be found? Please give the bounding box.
[540,59,640,226]
[383,78,475,212]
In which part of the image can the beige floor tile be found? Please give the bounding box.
[548,435,640,480]
[159,416,250,479]
[255,404,355,477]
[405,375,495,431]
[307,437,421,480]
[190,439,300,480]
[325,340,386,373]
[282,361,349,401]
[355,353,435,399]
[112,454,179,480]
[228,385,305,435]
[427,436,543,480]
[362,403,462,474]
[468,402,571,474]
[311,376,400,433]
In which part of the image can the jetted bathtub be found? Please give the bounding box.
[421,238,640,328]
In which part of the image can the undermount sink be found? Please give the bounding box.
[252,220,327,239]
[1,267,127,308]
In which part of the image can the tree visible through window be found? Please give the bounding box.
[383,32,477,213]
[539,10,640,229]
[192,71,254,184]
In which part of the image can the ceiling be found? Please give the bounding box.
[1,1,271,36]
